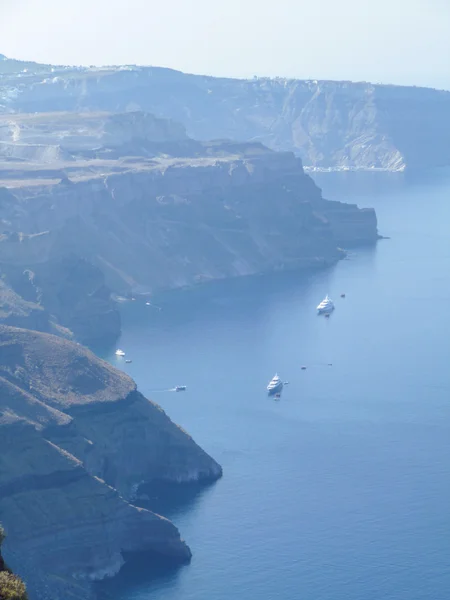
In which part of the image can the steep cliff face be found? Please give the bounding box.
[1,59,450,170]
[0,124,378,299]
[0,325,221,600]
[0,234,119,346]
[0,110,378,343]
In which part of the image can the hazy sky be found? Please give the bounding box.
[1,0,449,89]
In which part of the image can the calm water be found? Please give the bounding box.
[99,171,450,600]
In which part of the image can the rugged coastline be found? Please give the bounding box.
[0,83,379,600]
[0,111,379,346]
[0,325,221,599]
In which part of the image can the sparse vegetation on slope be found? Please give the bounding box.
[0,573,28,600]
[0,525,28,600]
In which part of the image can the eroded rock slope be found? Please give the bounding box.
[0,112,378,343]
[0,325,221,599]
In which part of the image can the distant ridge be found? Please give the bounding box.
[1,55,450,170]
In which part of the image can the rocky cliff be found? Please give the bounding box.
[0,111,378,343]
[0,248,117,347]
[1,57,450,170]
[0,325,221,600]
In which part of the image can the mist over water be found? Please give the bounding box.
[99,170,450,600]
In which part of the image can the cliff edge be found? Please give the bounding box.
[0,111,378,344]
[0,325,221,600]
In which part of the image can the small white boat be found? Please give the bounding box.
[175,385,187,392]
[267,373,283,395]
[317,295,335,313]
[115,349,126,356]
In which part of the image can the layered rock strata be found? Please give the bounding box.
[0,325,221,599]
[1,57,450,170]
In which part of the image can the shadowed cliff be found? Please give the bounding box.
[0,325,221,600]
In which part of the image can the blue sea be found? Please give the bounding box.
[99,170,450,600]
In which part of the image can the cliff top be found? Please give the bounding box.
[1,54,449,93]
[0,326,135,411]
[2,55,449,171]
[0,151,277,189]
[0,110,278,189]
[0,110,187,160]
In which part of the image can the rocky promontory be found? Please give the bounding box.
[0,111,378,343]
[0,325,221,600]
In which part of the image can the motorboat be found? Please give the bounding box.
[115,349,126,356]
[267,373,283,395]
[175,386,187,392]
[317,295,335,313]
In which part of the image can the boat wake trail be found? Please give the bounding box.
[300,363,333,369]
[145,302,162,311]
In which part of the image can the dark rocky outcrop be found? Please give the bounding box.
[1,57,450,170]
[0,325,221,600]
